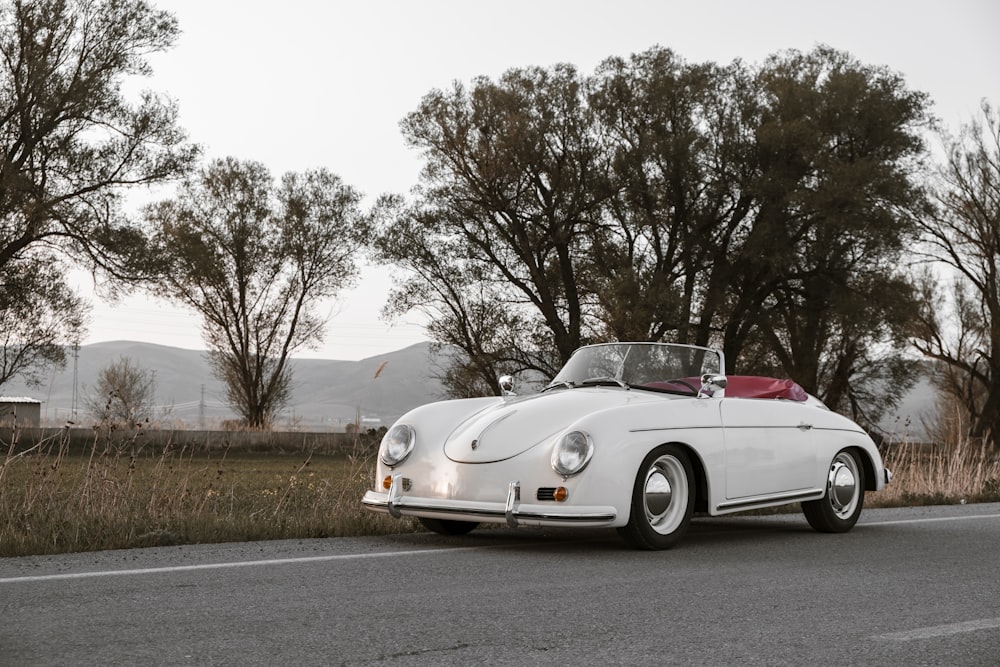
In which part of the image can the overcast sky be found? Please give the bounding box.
[76,0,1000,360]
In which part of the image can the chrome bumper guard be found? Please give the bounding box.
[505,480,520,528]
[362,475,617,527]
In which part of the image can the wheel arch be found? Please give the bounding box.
[659,440,710,513]
[848,445,878,492]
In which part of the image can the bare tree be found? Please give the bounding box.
[84,355,155,426]
[144,158,365,429]
[912,100,1000,445]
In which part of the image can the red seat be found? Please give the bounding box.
[724,376,808,401]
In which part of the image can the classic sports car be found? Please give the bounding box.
[362,342,891,549]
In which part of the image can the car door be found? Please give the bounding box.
[719,397,817,499]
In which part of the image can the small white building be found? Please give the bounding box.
[0,397,42,426]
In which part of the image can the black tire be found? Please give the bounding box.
[802,449,866,533]
[617,444,695,550]
[418,517,479,536]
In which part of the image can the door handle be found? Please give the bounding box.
[797,422,813,431]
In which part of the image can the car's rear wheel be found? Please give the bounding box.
[802,449,865,533]
[618,444,695,550]
[418,517,479,536]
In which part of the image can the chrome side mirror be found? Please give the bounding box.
[499,375,516,397]
[699,373,727,398]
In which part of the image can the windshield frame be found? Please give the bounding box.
[546,342,726,396]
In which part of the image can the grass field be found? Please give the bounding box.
[1,427,997,557]
[0,429,418,557]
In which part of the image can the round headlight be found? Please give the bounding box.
[551,430,594,476]
[380,424,415,466]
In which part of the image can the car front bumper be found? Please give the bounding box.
[362,475,617,528]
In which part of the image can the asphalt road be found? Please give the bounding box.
[2,503,999,666]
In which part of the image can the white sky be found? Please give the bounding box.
[76,0,1000,360]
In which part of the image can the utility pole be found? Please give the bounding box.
[70,342,80,420]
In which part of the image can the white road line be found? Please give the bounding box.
[874,618,1000,641]
[4,511,997,585]
[0,546,483,585]
[863,512,1000,526]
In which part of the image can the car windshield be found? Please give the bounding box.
[547,343,723,395]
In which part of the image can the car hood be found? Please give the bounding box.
[442,387,663,463]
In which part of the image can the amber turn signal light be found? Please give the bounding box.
[553,486,568,502]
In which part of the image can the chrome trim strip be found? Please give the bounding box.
[479,411,517,442]
[631,424,866,435]
[716,488,823,511]
[630,425,720,433]
[517,510,617,522]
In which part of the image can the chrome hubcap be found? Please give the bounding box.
[644,455,687,534]
[828,453,859,519]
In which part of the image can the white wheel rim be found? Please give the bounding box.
[828,452,860,519]
[643,454,688,535]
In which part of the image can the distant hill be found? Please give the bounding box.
[0,341,448,430]
[1,340,938,437]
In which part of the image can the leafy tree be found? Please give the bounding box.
[384,45,931,418]
[586,47,757,347]
[389,65,613,376]
[0,255,87,387]
[591,46,929,424]
[144,158,365,429]
[734,47,929,421]
[84,355,154,426]
[912,101,1000,445]
[372,196,546,396]
[0,0,197,387]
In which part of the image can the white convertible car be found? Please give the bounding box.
[362,342,891,549]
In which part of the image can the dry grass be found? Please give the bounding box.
[874,400,1000,507]
[875,434,1000,507]
[0,427,417,557]
[2,421,998,557]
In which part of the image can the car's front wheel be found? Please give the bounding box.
[418,517,479,536]
[618,444,695,550]
[802,449,865,532]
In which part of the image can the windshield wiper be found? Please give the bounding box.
[579,376,629,389]
[542,380,574,392]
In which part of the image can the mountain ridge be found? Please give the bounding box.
[1,340,936,437]
[0,340,446,430]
